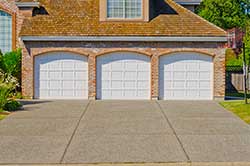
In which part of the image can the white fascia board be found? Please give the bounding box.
[15,2,40,7]
[21,36,227,42]
[177,2,201,5]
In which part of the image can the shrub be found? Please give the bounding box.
[226,49,243,66]
[3,100,22,112]
[13,92,23,99]
[0,71,16,112]
[0,82,14,112]
[0,49,22,83]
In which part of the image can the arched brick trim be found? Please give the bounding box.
[158,50,216,58]
[95,49,152,57]
[0,6,16,51]
[32,49,89,57]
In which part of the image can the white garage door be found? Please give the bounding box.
[35,52,88,99]
[159,52,213,100]
[97,52,151,100]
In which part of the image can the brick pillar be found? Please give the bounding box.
[213,48,226,99]
[151,54,159,100]
[21,42,33,99]
[88,54,96,100]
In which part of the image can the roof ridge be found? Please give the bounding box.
[166,0,226,35]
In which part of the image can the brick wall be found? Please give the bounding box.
[0,0,24,49]
[21,41,226,100]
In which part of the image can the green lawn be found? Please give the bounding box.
[220,100,250,124]
[0,114,7,121]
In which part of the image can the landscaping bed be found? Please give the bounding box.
[0,50,22,116]
[0,112,10,121]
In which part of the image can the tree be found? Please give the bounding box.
[196,0,248,29]
[243,20,250,66]
[226,21,250,67]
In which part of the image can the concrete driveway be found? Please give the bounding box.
[0,100,250,165]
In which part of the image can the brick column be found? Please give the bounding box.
[151,54,159,100]
[21,42,33,99]
[213,48,226,99]
[88,54,96,100]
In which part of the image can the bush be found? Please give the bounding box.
[0,49,22,113]
[225,49,242,66]
[3,100,22,112]
[13,92,23,99]
[0,49,22,83]
[0,71,17,112]
[0,82,14,112]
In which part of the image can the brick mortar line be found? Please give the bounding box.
[155,101,191,162]
[59,100,92,163]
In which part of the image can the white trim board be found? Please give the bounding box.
[15,2,40,7]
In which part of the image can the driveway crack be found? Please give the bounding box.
[59,100,92,163]
[155,101,191,162]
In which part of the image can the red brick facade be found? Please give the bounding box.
[1,0,227,100]
[21,41,226,100]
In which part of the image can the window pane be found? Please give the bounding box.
[107,0,142,19]
[0,10,12,53]
[125,0,142,18]
[107,0,124,18]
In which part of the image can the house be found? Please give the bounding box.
[0,0,227,100]
[174,0,202,12]
[227,28,244,54]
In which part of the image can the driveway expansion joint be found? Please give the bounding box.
[59,100,92,163]
[155,101,191,162]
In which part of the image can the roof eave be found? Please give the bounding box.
[177,2,201,5]
[20,36,227,42]
[15,2,40,8]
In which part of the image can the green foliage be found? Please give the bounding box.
[0,115,7,120]
[0,70,19,112]
[3,100,22,112]
[0,49,22,82]
[242,20,250,65]
[227,55,243,66]
[197,0,248,29]
[0,79,15,112]
[0,49,22,112]
[13,92,23,99]
[225,49,241,66]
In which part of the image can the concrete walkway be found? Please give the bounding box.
[0,100,250,166]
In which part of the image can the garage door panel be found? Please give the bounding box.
[159,52,213,100]
[111,81,123,89]
[186,63,199,71]
[187,72,199,80]
[62,72,74,80]
[125,63,137,70]
[173,63,185,71]
[97,52,150,100]
[173,81,185,88]
[124,71,136,80]
[112,72,123,80]
[39,80,49,89]
[187,81,198,88]
[174,72,185,80]
[124,81,136,89]
[35,52,88,99]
